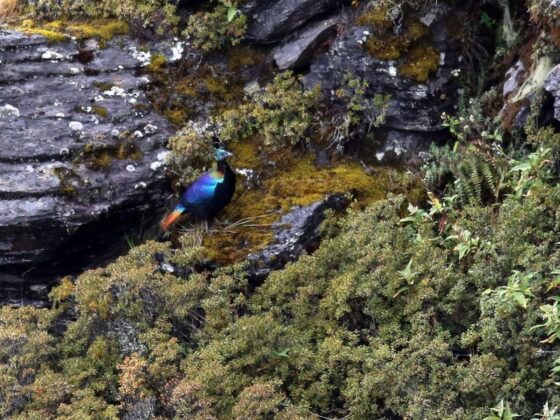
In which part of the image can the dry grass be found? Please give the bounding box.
[0,0,19,20]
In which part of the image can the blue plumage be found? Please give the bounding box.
[183,171,224,205]
[162,149,236,229]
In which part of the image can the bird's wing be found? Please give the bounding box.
[184,170,224,205]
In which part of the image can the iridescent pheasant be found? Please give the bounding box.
[162,148,236,229]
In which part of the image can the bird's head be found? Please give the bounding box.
[214,147,233,161]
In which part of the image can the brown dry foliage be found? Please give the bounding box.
[0,0,19,19]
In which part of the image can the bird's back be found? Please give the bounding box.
[182,164,235,219]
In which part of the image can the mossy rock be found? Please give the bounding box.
[18,19,129,44]
[398,45,440,83]
[200,137,397,265]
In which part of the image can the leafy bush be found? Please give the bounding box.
[4,148,560,417]
[166,120,217,185]
[23,0,179,34]
[219,71,320,147]
[183,1,247,52]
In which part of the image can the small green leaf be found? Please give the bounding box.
[227,6,238,22]
[273,348,290,358]
[512,292,528,309]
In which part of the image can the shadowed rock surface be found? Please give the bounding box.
[545,64,560,122]
[246,193,350,283]
[302,4,461,161]
[272,17,339,70]
[246,0,342,44]
[0,30,181,291]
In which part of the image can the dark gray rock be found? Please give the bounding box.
[544,64,560,122]
[304,27,458,132]
[0,30,184,289]
[272,17,339,70]
[302,4,462,158]
[246,0,342,44]
[374,129,432,163]
[246,193,350,283]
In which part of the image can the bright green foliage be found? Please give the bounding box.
[171,71,320,158]
[422,143,506,205]
[183,1,247,52]
[2,156,560,417]
[484,399,520,420]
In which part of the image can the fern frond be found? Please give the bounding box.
[481,159,498,198]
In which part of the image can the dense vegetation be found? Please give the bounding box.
[2,0,560,418]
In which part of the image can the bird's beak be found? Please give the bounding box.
[161,207,184,230]
[224,150,234,158]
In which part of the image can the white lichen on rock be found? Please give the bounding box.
[41,50,64,60]
[0,104,20,117]
[69,121,84,131]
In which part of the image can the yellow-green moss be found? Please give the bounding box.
[204,77,229,97]
[92,106,109,118]
[22,28,69,43]
[202,140,391,264]
[398,45,439,82]
[116,142,142,161]
[364,20,428,61]
[53,167,77,196]
[43,20,66,32]
[176,76,198,97]
[356,3,394,32]
[227,46,259,69]
[93,80,115,91]
[93,152,113,168]
[65,19,130,40]
[19,19,129,44]
[148,53,167,73]
[164,109,187,127]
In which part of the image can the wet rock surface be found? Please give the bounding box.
[302,4,462,159]
[0,30,181,292]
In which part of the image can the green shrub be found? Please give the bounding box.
[25,0,179,34]
[218,71,320,147]
[183,2,247,52]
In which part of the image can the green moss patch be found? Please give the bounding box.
[148,53,167,73]
[358,11,440,83]
[398,45,440,82]
[18,19,129,44]
[201,138,402,265]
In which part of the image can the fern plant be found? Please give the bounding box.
[422,143,505,206]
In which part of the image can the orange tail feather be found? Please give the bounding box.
[161,208,184,230]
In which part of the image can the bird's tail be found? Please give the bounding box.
[161,205,186,230]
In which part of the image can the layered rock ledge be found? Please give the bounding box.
[0,30,180,289]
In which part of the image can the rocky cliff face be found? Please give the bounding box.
[0,30,180,293]
[0,0,465,296]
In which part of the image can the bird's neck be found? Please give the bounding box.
[217,159,231,173]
